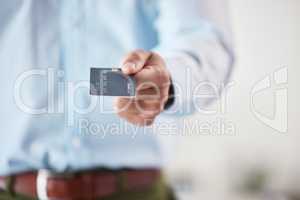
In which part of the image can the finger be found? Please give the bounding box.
[119,112,155,126]
[135,77,169,106]
[115,98,158,126]
[121,50,152,75]
[139,86,169,112]
[134,66,170,90]
[128,115,155,126]
[136,88,161,101]
[142,85,169,101]
[114,97,135,113]
[134,100,162,117]
[115,98,161,118]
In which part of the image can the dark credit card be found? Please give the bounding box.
[90,68,136,96]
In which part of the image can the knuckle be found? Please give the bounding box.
[127,52,141,60]
[135,49,148,55]
[127,49,149,60]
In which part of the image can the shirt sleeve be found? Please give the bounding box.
[152,0,235,116]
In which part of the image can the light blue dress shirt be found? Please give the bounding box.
[0,0,234,175]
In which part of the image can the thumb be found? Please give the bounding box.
[121,50,152,75]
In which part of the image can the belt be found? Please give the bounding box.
[0,169,160,200]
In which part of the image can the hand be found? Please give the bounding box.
[114,49,171,126]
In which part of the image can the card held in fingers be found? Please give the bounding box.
[90,68,136,96]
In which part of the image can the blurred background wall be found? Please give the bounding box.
[167,0,300,199]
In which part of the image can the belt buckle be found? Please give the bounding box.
[37,170,75,200]
[37,170,52,200]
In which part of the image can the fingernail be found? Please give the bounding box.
[122,62,136,73]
